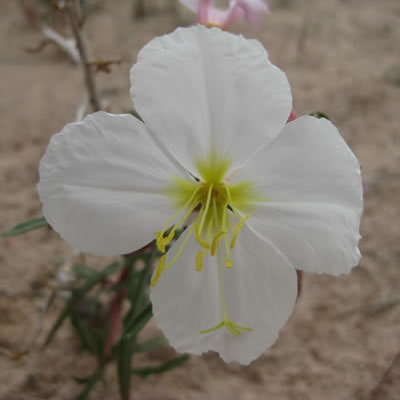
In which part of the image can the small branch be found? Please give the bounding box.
[41,25,81,64]
[66,2,102,111]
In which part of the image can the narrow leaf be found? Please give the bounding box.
[44,261,122,347]
[70,312,103,356]
[117,337,134,400]
[75,368,103,400]
[133,336,168,353]
[132,354,189,378]
[123,303,152,338]
[73,264,99,280]
[117,303,153,400]
[2,217,48,237]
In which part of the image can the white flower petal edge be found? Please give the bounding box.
[235,115,363,274]
[38,112,184,256]
[130,25,291,175]
[150,223,297,365]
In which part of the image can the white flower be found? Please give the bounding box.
[38,26,363,365]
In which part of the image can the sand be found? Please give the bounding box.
[1,0,400,399]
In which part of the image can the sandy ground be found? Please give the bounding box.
[1,0,400,399]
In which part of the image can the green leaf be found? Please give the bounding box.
[73,264,99,280]
[132,354,189,378]
[117,336,135,400]
[43,261,122,347]
[75,367,104,400]
[123,303,152,338]
[117,303,153,400]
[2,217,48,237]
[124,244,157,326]
[70,312,103,357]
[133,336,168,353]
[309,111,330,120]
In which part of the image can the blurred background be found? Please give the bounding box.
[0,0,399,399]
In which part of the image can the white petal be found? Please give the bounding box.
[234,116,363,274]
[38,112,183,256]
[130,25,291,175]
[247,202,361,275]
[150,224,297,365]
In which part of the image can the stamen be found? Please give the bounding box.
[221,200,232,267]
[163,222,196,271]
[151,255,166,287]
[230,215,250,249]
[195,249,207,271]
[156,232,166,253]
[195,224,210,249]
[156,186,201,253]
[197,183,214,235]
[211,231,227,256]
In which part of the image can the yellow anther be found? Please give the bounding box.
[156,186,201,253]
[156,228,177,253]
[211,231,227,256]
[156,232,166,253]
[163,223,195,271]
[151,255,166,287]
[230,215,250,249]
[195,224,210,249]
[195,250,207,271]
[165,228,176,245]
[225,259,232,268]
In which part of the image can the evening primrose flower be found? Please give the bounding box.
[180,0,268,29]
[38,26,363,365]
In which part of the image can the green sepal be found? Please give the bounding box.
[310,111,330,120]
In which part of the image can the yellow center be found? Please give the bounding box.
[152,151,264,337]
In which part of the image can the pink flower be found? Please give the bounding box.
[180,0,268,29]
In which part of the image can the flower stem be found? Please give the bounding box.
[66,0,102,111]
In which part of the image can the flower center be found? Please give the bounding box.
[152,152,263,336]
